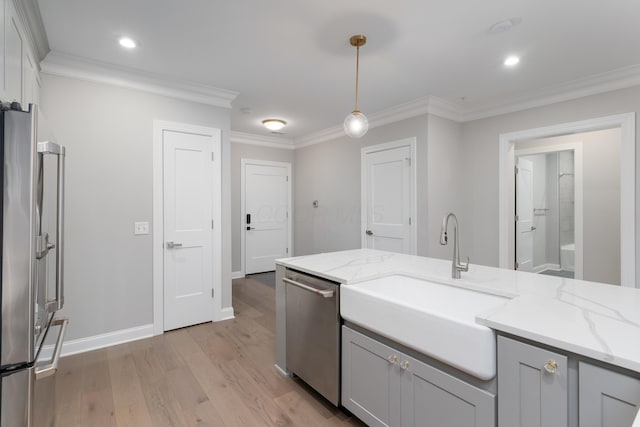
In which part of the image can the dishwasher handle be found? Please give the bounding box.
[283,277,335,298]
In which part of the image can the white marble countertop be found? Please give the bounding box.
[277,249,640,374]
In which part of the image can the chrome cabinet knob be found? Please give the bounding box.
[544,359,558,374]
[366,229,373,236]
[387,354,398,365]
[400,360,410,371]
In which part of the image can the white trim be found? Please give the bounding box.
[41,51,238,108]
[231,271,245,280]
[231,131,295,150]
[294,65,640,148]
[532,263,562,274]
[361,138,418,255]
[13,0,49,62]
[274,363,290,377]
[220,307,235,321]
[153,120,224,336]
[240,159,293,276]
[459,64,640,122]
[40,324,153,359]
[296,96,456,148]
[499,113,636,287]
[515,143,584,280]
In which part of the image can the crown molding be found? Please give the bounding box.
[457,64,640,122]
[231,131,295,150]
[40,51,239,108]
[294,95,463,148]
[295,64,640,147]
[13,0,50,62]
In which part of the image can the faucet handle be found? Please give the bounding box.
[457,256,470,272]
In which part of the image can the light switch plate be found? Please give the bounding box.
[134,221,150,235]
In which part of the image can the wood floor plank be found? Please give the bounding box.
[55,275,365,426]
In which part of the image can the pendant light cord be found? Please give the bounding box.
[354,45,360,112]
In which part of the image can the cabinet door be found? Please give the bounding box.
[400,353,495,427]
[342,326,401,427]
[498,336,568,427]
[579,362,640,427]
[4,0,24,104]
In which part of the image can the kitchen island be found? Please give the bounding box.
[275,249,640,427]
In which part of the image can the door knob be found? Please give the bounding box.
[366,229,373,236]
[166,241,183,249]
[531,226,537,231]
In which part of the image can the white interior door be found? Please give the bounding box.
[163,130,216,331]
[516,157,534,272]
[362,144,414,254]
[243,161,290,274]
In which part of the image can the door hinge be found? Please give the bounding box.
[286,247,289,254]
[211,288,214,298]
[211,152,215,161]
[515,215,519,222]
[211,219,214,229]
[286,175,289,182]
[409,217,412,225]
[514,261,519,270]
[514,165,518,174]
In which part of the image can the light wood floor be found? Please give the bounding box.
[54,276,366,426]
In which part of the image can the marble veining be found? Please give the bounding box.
[277,249,640,374]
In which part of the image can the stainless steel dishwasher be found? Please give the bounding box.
[285,268,340,406]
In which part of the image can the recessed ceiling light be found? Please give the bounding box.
[262,119,287,131]
[118,37,137,49]
[504,56,520,67]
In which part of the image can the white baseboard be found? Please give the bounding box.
[231,271,245,279]
[40,323,154,359]
[218,306,235,321]
[533,263,561,273]
[275,363,290,377]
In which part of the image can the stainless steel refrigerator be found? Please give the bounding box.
[0,104,68,426]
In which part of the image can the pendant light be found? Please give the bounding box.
[344,35,369,138]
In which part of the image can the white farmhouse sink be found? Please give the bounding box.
[340,275,509,380]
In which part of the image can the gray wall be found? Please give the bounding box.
[516,129,621,284]
[40,74,232,341]
[230,143,294,272]
[293,113,463,260]
[459,86,640,282]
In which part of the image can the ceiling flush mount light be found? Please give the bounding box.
[262,119,287,131]
[504,55,520,67]
[118,37,137,49]
[344,35,368,138]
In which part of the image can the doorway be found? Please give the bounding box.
[152,121,223,334]
[515,145,583,279]
[241,159,292,275]
[499,113,635,287]
[361,138,417,255]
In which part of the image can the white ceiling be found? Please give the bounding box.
[37,0,640,140]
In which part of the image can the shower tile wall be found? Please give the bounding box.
[558,150,575,247]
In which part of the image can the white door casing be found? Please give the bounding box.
[499,114,634,285]
[241,160,292,275]
[515,158,534,272]
[153,121,222,335]
[361,139,417,255]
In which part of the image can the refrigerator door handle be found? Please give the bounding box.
[35,317,69,380]
[38,141,66,312]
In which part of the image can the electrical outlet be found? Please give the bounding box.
[134,221,150,235]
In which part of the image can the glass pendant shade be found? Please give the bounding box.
[343,110,369,138]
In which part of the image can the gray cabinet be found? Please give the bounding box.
[497,336,569,427]
[579,362,640,427]
[342,326,495,427]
